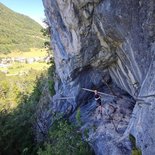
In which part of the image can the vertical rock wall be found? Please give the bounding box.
[42,0,155,154]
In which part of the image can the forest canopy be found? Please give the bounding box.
[0,3,46,53]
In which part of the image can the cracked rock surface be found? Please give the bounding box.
[40,0,155,154]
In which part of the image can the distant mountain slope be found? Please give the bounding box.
[0,3,45,53]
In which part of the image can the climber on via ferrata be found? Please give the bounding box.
[94,90,103,115]
[82,88,117,116]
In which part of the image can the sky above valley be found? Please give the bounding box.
[0,0,45,26]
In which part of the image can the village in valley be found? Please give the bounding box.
[0,49,52,75]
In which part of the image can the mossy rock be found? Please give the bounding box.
[132,149,142,155]
[129,134,142,155]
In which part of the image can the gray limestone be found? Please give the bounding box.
[41,0,155,154]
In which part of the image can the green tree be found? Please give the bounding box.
[38,119,92,155]
[0,69,50,155]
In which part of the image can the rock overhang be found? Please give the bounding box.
[42,0,155,154]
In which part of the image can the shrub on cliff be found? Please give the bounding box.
[38,119,92,155]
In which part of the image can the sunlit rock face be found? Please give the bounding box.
[42,0,155,154]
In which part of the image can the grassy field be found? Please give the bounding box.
[0,48,48,58]
[0,62,50,76]
[0,49,51,76]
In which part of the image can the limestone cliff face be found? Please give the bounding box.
[42,0,155,154]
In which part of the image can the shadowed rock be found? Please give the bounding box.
[40,0,155,154]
